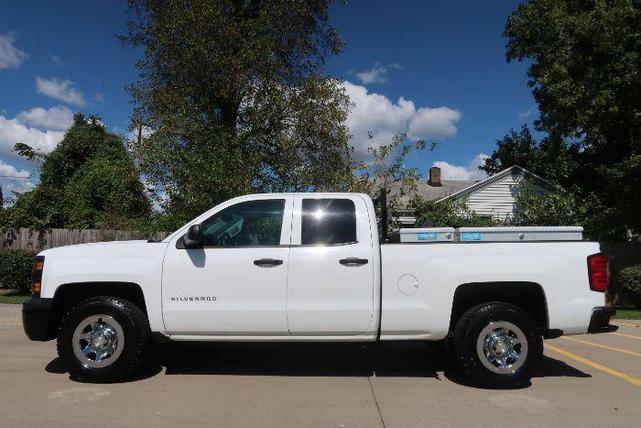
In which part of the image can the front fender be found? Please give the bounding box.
[38,241,169,333]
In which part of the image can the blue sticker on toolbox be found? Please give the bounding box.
[461,232,481,241]
[417,232,437,241]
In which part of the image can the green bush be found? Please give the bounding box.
[619,265,641,306]
[0,249,35,293]
[413,198,502,228]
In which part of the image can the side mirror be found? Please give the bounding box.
[183,224,203,248]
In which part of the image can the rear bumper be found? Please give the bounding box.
[22,297,54,341]
[587,306,617,333]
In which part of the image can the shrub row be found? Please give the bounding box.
[0,249,35,293]
[619,265,641,306]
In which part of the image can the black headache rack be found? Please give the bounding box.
[374,189,390,243]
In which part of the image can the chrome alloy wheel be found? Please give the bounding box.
[476,321,528,374]
[72,314,125,369]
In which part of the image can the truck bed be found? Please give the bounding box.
[379,241,604,340]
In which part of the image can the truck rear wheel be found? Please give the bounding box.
[57,296,150,382]
[451,302,542,387]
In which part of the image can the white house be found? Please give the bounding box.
[390,165,555,225]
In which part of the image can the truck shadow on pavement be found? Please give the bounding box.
[45,341,591,389]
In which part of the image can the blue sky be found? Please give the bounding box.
[0,0,536,198]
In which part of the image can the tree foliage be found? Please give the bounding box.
[123,0,352,225]
[349,134,499,231]
[349,134,429,235]
[481,125,579,186]
[413,198,500,228]
[0,249,34,292]
[512,185,621,240]
[0,114,150,230]
[499,0,641,238]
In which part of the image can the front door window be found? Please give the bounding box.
[201,199,285,247]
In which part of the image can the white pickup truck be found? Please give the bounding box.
[23,192,615,386]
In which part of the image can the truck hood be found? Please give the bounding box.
[38,240,167,258]
[37,240,170,300]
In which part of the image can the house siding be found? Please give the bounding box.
[387,165,554,225]
[458,171,549,219]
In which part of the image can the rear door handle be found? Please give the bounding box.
[339,257,368,267]
[253,258,283,267]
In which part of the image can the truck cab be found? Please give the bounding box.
[162,193,380,339]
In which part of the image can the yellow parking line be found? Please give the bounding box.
[610,332,641,341]
[561,336,641,358]
[612,320,640,327]
[545,343,641,386]
[0,322,21,326]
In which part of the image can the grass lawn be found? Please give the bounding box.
[0,289,30,304]
[614,309,641,319]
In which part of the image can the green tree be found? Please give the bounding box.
[350,134,427,235]
[503,0,641,237]
[512,185,620,240]
[2,114,150,230]
[0,185,3,211]
[123,0,352,224]
[481,125,578,186]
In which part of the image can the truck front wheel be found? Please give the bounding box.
[57,296,150,382]
[451,302,542,387]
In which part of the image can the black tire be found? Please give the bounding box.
[451,302,542,388]
[57,296,150,382]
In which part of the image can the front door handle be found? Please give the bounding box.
[339,257,369,267]
[253,258,283,267]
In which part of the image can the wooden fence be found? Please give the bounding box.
[0,228,169,252]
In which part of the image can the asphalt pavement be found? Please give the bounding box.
[1,304,640,427]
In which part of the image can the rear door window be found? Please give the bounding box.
[301,199,357,245]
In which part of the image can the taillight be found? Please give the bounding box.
[587,253,608,292]
[32,256,45,297]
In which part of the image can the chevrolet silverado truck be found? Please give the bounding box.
[22,192,615,386]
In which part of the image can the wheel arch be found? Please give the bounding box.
[48,282,147,338]
[449,281,549,335]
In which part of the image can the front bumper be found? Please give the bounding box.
[22,297,54,341]
[587,306,617,333]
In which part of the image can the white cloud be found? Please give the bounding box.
[433,153,489,181]
[0,110,70,160]
[342,81,461,157]
[0,33,28,70]
[356,62,390,85]
[36,76,86,107]
[354,62,403,85]
[16,106,73,131]
[0,158,33,196]
[518,106,536,120]
[408,107,461,140]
